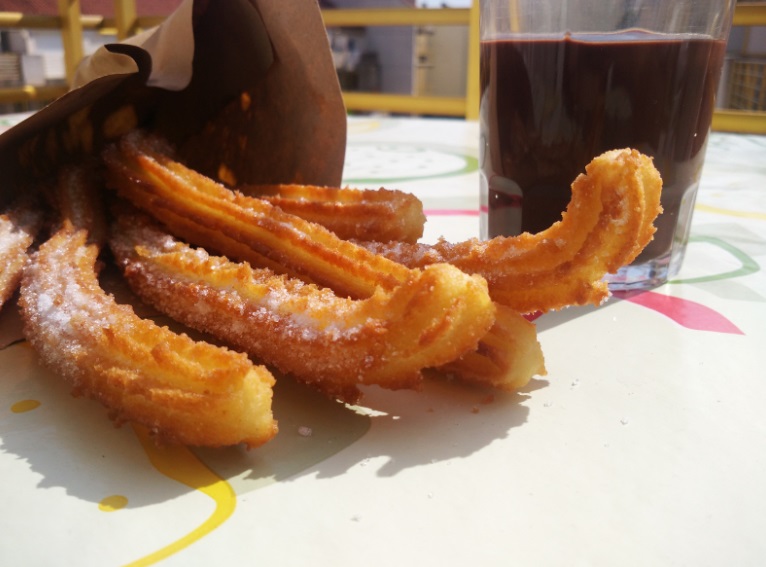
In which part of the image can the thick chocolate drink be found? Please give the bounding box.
[480,31,727,264]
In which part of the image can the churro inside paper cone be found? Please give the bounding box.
[0,0,346,205]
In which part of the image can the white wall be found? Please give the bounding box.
[745,27,766,56]
[416,0,471,6]
[8,29,117,83]
[331,0,415,94]
[427,25,468,97]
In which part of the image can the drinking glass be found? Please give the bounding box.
[479,0,736,289]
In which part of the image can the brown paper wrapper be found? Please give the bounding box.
[0,0,346,346]
[0,0,347,206]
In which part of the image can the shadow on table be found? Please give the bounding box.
[532,291,653,334]
[1,283,651,505]
[0,342,191,507]
[310,375,542,480]
[196,372,542,493]
[1,332,541,502]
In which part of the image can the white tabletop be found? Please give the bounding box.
[1,115,765,566]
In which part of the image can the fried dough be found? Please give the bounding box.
[110,209,495,402]
[19,167,277,447]
[245,183,425,244]
[0,200,44,309]
[363,149,663,313]
[103,131,543,393]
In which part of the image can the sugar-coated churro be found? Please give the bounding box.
[19,167,277,447]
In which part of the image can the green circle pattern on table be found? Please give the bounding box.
[342,142,478,185]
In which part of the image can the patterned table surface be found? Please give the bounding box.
[1,115,765,567]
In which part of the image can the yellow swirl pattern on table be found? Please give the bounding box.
[99,494,129,512]
[10,399,41,413]
[125,425,237,567]
[696,203,766,221]
[346,119,381,136]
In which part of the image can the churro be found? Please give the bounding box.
[19,167,277,447]
[246,183,425,244]
[0,199,43,310]
[110,209,495,402]
[363,149,663,313]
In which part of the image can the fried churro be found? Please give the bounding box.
[110,209,495,402]
[101,132,660,399]
[0,200,44,310]
[102,131,545,393]
[19,167,277,447]
[246,184,425,244]
[362,149,663,313]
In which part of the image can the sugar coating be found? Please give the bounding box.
[109,210,493,401]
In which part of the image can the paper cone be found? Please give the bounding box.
[0,0,346,206]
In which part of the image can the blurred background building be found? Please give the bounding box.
[0,0,764,119]
[0,1,180,96]
[325,0,470,99]
[724,2,766,110]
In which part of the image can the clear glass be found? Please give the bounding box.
[479,0,736,290]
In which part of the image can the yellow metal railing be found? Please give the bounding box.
[713,2,766,133]
[0,84,68,104]
[0,1,481,118]
[0,1,763,131]
[732,1,766,26]
[321,5,480,119]
[321,7,471,27]
[324,2,766,130]
[0,0,162,93]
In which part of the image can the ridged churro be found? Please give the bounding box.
[0,200,44,310]
[19,167,277,447]
[246,184,425,244]
[362,149,663,313]
[110,209,496,402]
[103,131,543,393]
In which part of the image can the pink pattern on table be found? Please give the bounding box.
[421,209,744,336]
[424,208,480,217]
[614,290,744,335]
